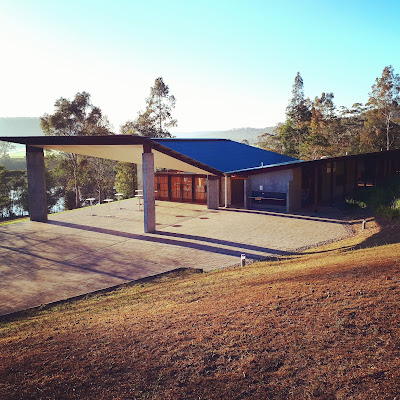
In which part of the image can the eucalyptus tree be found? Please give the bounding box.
[275,72,312,158]
[114,162,137,198]
[116,77,178,198]
[366,66,400,151]
[285,72,312,154]
[0,166,28,218]
[40,91,112,208]
[308,92,337,158]
[122,77,177,138]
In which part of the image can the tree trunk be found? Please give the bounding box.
[72,156,80,209]
[98,186,102,204]
[74,171,80,209]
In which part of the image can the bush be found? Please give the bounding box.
[376,204,400,220]
[346,174,400,220]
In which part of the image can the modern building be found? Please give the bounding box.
[1,135,399,233]
[151,138,298,210]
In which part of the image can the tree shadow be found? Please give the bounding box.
[353,218,400,250]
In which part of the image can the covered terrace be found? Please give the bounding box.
[0,135,226,233]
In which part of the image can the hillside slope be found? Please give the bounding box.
[0,220,399,399]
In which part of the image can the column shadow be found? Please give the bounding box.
[48,220,294,259]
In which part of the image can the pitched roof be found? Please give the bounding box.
[0,135,299,175]
[153,139,298,173]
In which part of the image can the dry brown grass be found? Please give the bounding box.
[1,219,400,399]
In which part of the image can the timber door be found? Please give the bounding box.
[155,174,169,200]
[231,178,244,206]
[171,176,182,201]
[154,173,207,204]
[194,176,207,203]
[182,176,193,202]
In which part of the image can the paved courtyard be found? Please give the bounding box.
[0,199,351,315]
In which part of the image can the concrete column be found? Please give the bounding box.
[142,146,156,233]
[243,179,248,209]
[26,146,48,222]
[207,176,219,210]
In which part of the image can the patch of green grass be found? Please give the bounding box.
[376,204,400,219]
[0,216,29,226]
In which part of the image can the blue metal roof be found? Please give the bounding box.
[153,138,298,174]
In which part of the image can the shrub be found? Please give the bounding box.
[346,174,400,220]
[376,204,400,220]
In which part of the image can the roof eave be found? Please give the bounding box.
[0,135,224,176]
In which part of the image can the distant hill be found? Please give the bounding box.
[173,127,276,145]
[0,118,277,146]
[0,117,43,137]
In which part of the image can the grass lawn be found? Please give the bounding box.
[0,218,399,399]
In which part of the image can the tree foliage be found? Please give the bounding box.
[0,141,15,166]
[121,77,177,138]
[40,92,111,137]
[81,157,117,203]
[365,65,400,151]
[260,67,400,160]
[117,78,177,201]
[286,73,311,143]
[0,166,28,219]
[114,162,137,198]
[40,92,113,208]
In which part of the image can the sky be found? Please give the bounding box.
[1,0,400,134]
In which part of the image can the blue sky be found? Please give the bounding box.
[1,0,399,134]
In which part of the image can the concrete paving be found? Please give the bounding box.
[0,199,351,316]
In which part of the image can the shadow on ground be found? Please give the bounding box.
[48,220,294,259]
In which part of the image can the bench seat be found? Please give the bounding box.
[249,191,287,209]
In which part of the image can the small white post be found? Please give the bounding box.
[241,254,246,267]
[362,219,366,229]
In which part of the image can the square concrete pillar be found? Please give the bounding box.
[142,147,156,233]
[207,175,219,210]
[26,146,48,222]
[243,179,248,209]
